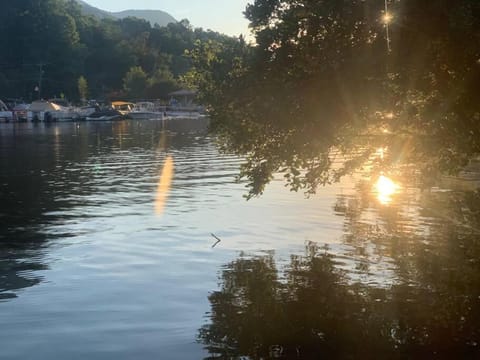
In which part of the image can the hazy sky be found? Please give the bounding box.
[83,0,252,37]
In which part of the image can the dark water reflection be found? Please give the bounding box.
[0,120,211,301]
[0,120,479,358]
[1,119,230,359]
[200,186,480,359]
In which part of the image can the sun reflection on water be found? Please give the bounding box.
[374,175,399,205]
[375,147,386,160]
[155,155,174,216]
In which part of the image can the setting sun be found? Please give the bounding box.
[382,12,393,24]
[375,175,398,205]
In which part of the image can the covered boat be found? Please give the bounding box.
[28,100,63,121]
[128,102,164,119]
[85,109,124,121]
[111,101,134,115]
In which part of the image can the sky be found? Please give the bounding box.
[83,0,252,37]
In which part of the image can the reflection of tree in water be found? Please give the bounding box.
[0,125,86,300]
[200,190,480,359]
[0,235,48,300]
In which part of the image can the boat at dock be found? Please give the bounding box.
[0,99,206,123]
[111,101,134,116]
[75,106,97,120]
[0,100,13,122]
[85,109,124,121]
[29,100,80,122]
[164,110,206,119]
[128,101,164,119]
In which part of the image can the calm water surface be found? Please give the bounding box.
[0,120,479,359]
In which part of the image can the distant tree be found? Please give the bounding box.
[118,17,151,38]
[77,76,89,101]
[0,0,83,99]
[123,66,148,99]
[144,66,177,99]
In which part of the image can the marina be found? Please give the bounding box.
[0,98,206,123]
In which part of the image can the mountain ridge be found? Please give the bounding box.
[75,0,177,27]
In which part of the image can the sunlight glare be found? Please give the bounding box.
[375,147,386,160]
[383,12,393,24]
[375,175,398,205]
[155,155,174,216]
[385,112,394,120]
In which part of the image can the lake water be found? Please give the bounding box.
[0,119,479,359]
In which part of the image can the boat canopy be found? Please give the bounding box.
[111,101,134,115]
[111,101,134,110]
[111,101,134,107]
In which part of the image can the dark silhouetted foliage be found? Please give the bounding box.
[190,0,480,198]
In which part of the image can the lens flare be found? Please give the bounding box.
[155,155,174,215]
[383,12,393,24]
[375,175,398,205]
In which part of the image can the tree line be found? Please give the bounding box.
[0,0,231,102]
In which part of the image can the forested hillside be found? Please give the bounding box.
[0,0,230,101]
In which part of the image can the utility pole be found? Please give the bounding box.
[37,63,45,99]
[383,0,392,53]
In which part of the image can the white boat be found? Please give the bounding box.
[0,100,13,122]
[128,102,164,119]
[164,109,206,119]
[29,100,67,121]
[85,109,124,121]
[75,106,97,120]
[47,108,81,122]
[166,89,206,119]
[12,104,29,121]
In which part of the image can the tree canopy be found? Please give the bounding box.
[190,0,480,198]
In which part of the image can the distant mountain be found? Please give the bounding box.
[76,0,114,19]
[76,0,177,27]
[111,10,177,27]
